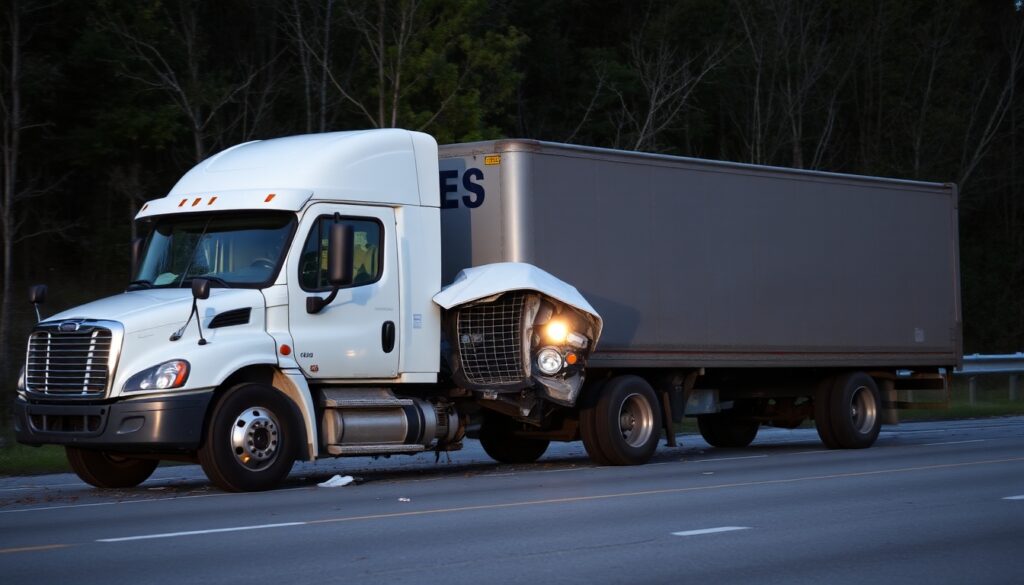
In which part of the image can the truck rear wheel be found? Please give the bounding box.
[198,383,298,492]
[65,447,159,488]
[696,413,759,448]
[815,372,881,449]
[579,381,614,465]
[478,412,550,464]
[593,375,662,465]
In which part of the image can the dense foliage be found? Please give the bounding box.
[2,0,1023,391]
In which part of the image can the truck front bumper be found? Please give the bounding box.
[13,391,213,453]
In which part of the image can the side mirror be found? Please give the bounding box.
[306,223,355,314]
[130,238,144,275]
[29,284,47,305]
[28,284,47,322]
[191,278,211,300]
[328,223,354,287]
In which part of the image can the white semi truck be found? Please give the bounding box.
[14,129,962,491]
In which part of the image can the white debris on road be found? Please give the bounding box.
[317,475,355,488]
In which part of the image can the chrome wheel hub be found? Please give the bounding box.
[618,393,654,448]
[849,386,878,435]
[230,407,280,471]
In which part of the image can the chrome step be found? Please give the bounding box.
[327,444,426,456]
[322,388,413,409]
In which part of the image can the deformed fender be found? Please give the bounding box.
[433,262,603,346]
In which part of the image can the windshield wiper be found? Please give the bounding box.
[126,279,153,291]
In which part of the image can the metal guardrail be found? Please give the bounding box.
[954,353,1024,403]
[956,353,1024,375]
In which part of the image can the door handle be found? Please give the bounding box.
[381,321,396,353]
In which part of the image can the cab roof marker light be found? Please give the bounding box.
[178,199,187,207]
[191,197,202,207]
[208,196,218,205]
[264,193,276,203]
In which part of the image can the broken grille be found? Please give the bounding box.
[457,292,526,385]
[27,326,113,396]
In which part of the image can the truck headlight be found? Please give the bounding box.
[123,360,190,392]
[536,347,563,375]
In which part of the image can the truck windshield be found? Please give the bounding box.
[134,212,295,288]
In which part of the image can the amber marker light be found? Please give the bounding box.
[264,193,276,203]
[565,352,578,366]
[280,344,292,356]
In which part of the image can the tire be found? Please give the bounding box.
[578,381,613,465]
[829,372,881,449]
[198,383,299,492]
[478,412,550,464]
[697,412,759,448]
[65,447,158,488]
[593,375,662,465]
[814,376,840,449]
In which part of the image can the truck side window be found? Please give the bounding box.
[298,216,383,290]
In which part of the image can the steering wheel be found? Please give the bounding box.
[250,257,275,270]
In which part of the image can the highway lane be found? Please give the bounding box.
[1,417,1023,584]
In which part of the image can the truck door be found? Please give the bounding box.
[287,204,400,379]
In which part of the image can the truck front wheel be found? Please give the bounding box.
[697,412,759,448]
[593,375,662,465]
[198,383,298,492]
[478,412,550,464]
[66,447,159,488]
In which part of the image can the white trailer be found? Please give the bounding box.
[14,130,961,491]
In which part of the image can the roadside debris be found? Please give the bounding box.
[317,475,355,488]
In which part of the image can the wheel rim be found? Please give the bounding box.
[230,407,281,471]
[849,385,877,435]
[618,392,655,448]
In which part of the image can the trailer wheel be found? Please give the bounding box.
[829,372,881,449]
[696,413,759,448]
[65,447,159,488]
[478,412,550,464]
[814,376,840,449]
[579,381,613,465]
[198,384,298,492]
[594,376,662,465]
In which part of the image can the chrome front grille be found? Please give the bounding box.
[456,292,527,385]
[27,323,116,397]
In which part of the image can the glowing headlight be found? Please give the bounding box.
[536,347,563,375]
[123,360,190,393]
[545,321,569,343]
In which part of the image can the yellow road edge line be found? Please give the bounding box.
[0,544,72,554]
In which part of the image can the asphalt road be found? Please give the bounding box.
[2,417,1023,584]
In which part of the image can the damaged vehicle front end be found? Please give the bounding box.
[434,263,602,442]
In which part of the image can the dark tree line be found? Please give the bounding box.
[2,0,1024,391]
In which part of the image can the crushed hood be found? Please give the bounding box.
[433,262,603,345]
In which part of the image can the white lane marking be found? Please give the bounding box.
[97,521,306,542]
[540,467,590,473]
[688,455,768,463]
[1003,495,1024,500]
[922,440,985,447]
[672,526,751,537]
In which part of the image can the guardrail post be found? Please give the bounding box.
[968,376,978,405]
[1011,374,1020,402]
